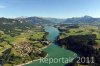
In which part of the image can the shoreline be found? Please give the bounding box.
[15,54,48,66]
[14,28,53,66]
[14,42,52,66]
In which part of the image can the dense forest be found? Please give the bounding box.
[57,24,100,66]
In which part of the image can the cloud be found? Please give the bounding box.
[0,5,7,8]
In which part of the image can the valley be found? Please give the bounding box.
[0,16,100,66]
[1,0,100,66]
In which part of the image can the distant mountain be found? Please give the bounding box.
[63,15,100,24]
[16,16,53,24]
[0,17,54,34]
[43,18,65,23]
[0,17,34,33]
[0,16,66,33]
[16,17,66,25]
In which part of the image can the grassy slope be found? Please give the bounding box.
[0,27,48,66]
[59,26,100,45]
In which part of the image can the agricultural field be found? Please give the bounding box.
[58,25,100,46]
[0,27,49,66]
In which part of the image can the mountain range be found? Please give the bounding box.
[0,15,100,26]
[0,15,100,34]
[63,15,100,24]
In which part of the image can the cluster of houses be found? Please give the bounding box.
[13,41,49,57]
[13,42,34,56]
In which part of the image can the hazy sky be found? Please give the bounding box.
[0,0,100,18]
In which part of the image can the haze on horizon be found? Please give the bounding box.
[0,0,100,18]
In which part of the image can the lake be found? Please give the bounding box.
[25,26,77,66]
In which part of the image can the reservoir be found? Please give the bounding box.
[25,26,77,66]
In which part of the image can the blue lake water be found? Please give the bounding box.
[25,26,77,66]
